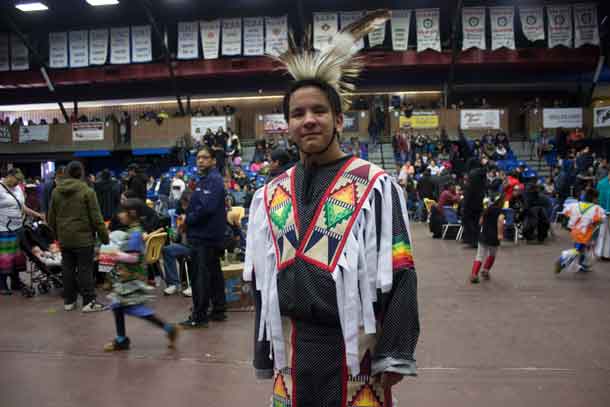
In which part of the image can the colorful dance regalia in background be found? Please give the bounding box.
[244,156,419,407]
[595,177,610,259]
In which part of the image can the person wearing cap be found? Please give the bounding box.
[243,10,419,406]
[0,168,44,295]
[48,161,109,312]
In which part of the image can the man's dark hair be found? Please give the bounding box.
[100,169,111,181]
[583,188,598,203]
[123,190,139,199]
[282,79,342,121]
[119,197,145,218]
[56,165,66,177]
[66,161,84,179]
[197,145,215,158]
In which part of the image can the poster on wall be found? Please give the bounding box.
[49,32,68,68]
[339,11,365,50]
[416,9,441,52]
[191,116,228,141]
[0,127,11,143]
[263,114,288,134]
[460,109,501,129]
[131,25,152,63]
[519,6,545,42]
[110,27,131,64]
[547,5,573,48]
[243,17,264,56]
[593,106,610,128]
[73,122,105,141]
[462,7,486,50]
[19,125,49,143]
[343,112,360,132]
[313,12,338,51]
[69,30,89,68]
[543,108,583,129]
[222,18,242,56]
[490,6,515,50]
[201,20,220,59]
[89,29,109,65]
[265,15,288,56]
[178,22,199,59]
[0,34,9,72]
[574,3,599,47]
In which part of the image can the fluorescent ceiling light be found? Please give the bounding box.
[15,2,48,12]
[86,0,119,6]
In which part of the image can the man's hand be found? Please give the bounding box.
[377,372,404,389]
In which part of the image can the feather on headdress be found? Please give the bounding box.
[274,10,391,109]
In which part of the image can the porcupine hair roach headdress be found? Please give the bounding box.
[278,10,391,122]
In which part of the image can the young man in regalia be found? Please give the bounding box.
[244,10,419,407]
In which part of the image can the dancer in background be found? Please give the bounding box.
[470,193,505,284]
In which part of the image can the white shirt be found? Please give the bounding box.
[170,178,186,201]
[0,181,25,232]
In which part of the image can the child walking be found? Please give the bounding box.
[104,198,178,352]
[470,193,505,284]
[556,188,606,273]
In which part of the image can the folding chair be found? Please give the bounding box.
[144,232,167,265]
[502,208,519,244]
[441,206,463,240]
[423,198,437,223]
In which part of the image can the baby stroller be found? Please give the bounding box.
[18,222,63,297]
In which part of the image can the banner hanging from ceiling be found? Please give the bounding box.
[416,9,441,52]
[462,7,486,50]
[177,21,199,59]
[574,3,599,47]
[593,106,610,128]
[313,12,338,51]
[201,20,220,59]
[11,34,29,71]
[69,30,89,68]
[89,29,108,65]
[391,9,411,51]
[519,6,545,42]
[490,6,515,50]
[49,32,68,68]
[222,18,242,56]
[72,122,105,142]
[265,16,288,56]
[543,108,583,129]
[131,25,152,63]
[110,27,130,64]
[368,11,386,47]
[547,5,573,48]
[243,17,264,56]
[339,11,364,50]
[0,34,8,72]
[460,109,501,130]
[19,125,49,143]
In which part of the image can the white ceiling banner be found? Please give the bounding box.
[574,3,599,47]
[110,27,131,64]
[0,34,8,72]
[313,12,338,51]
[131,25,152,63]
[49,32,68,68]
[416,9,441,52]
[391,9,411,51]
[547,5,573,48]
[10,34,29,71]
[543,108,583,128]
[201,20,220,60]
[339,11,365,50]
[368,13,387,47]
[265,15,288,56]
[177,22,199,60]
[462,7,486,50]
[490,6,515,50]
[519,6,545,42]
[89,29,109,65]
[222,18,242,56]
[69,30,89,68]
[243,17,264,56]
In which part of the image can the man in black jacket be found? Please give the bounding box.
[94,169,121,221]
[462,157,488,248]
[126,163,147,202]
[40,166,65,219]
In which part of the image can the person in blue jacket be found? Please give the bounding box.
[180,146,227,328]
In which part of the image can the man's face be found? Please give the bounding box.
[4,175,18,188]
[197,150,215,172]
[288,86,343,155]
